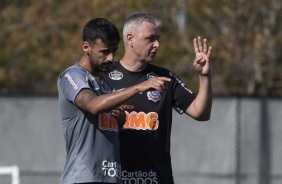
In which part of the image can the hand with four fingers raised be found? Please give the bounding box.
[193,37,212,76]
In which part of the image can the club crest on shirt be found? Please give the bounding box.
[147,90,161,102]
[147,72,159,79]
[109,70,123,80]
[146,72,161,102]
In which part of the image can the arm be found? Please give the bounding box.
[75,76,171,115]
[185,37,212,121]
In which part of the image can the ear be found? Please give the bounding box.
[82,41,90,53]
[127,33,134,46]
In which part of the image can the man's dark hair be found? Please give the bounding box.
[83,18,120,46]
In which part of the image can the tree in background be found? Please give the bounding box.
[0,0,281,95]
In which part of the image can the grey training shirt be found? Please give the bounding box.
[57,63,121,184]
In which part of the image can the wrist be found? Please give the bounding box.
[133,84,142,94]
[199,72,211,77]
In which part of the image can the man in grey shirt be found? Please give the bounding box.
[57,18,170,184]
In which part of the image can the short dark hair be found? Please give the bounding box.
[83,18,120,46]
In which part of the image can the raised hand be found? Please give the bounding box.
[193,37,212,76]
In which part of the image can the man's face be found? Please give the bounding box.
[131,22,160,63]
[88,39,118,72]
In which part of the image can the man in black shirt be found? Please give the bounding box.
[103,12,212,184]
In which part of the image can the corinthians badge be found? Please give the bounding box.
[147,90,161,102]
[146,72,161,102]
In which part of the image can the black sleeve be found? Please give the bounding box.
[169,72,196,114]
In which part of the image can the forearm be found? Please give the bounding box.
[85,85,140,114]
[76,76,170,115]
[186,74,212,121]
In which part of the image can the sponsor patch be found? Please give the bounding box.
[64,72,78,90]
[109,70,123,80]
[123,111,159,130]
[169,72,193,94]
[99,112,119,132]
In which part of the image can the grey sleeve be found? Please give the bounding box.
[58,69,90,104]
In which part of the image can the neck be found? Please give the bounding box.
[120,55,147,72]
[78,54,99,77]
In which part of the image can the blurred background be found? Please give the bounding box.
[0,0,282,184]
